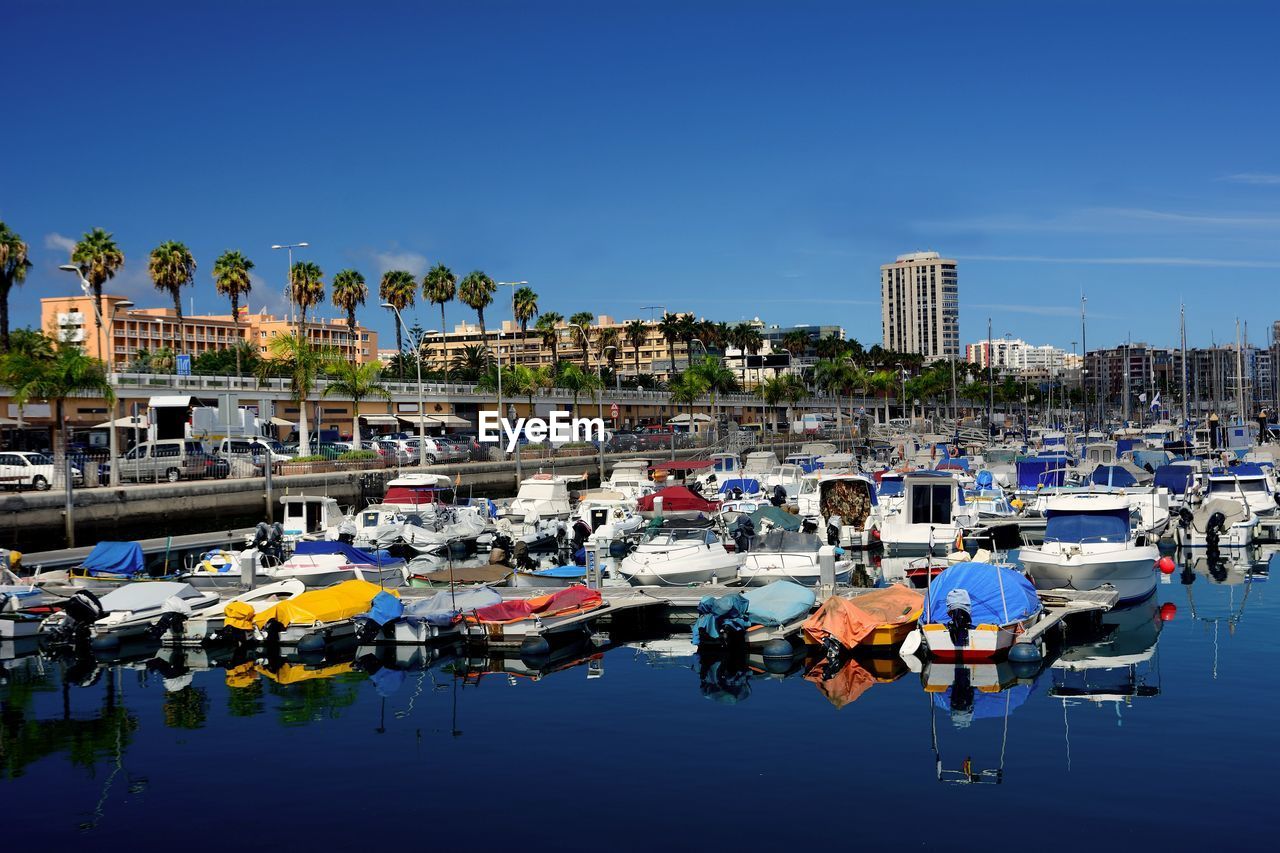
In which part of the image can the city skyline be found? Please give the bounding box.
[5,1,1279,351]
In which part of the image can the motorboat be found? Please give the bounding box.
[737,530,852,586]
[1174,497,1257,549]
[742,450,779,479]
[251,579,395,649]
[461,585,604,644]
[691,581,816,648]
[381,473,458,511]
[1017,494,1160,604]
[802,584,924,654]
[912,561,1043,661]
[879,472,978,556]
[354,586,503,645]
[0,584,49,639]
[502,473,577,522]
[42,582,220,648]
[348,502,492,553]
[615,520,741,586]
[694,452,743,490]
[797,472,880,548]
[1202,463,1278,519]
[762,463,807,503]
[635,485,721,520]
[66,541,173,591]
[603,461,656,501]
[267,541,407,588]
[162,579,308,646]
[279,495,347,541]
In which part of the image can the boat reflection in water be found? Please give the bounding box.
[805,652,909,709]
[1179,544,1270,680]
[1050,597,1162,707]
[923,659,1042,785]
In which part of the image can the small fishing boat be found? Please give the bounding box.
[67,541,172,591]
[879,471,977,556]
[1174,497,1257,549]
[912,562,1043,661]
[615,521,741,586]
[42,582,221,649]
[407,562,514,588]
[0,584,48,639]
[252,578,395,650]
[797,472,880,549]
[635,485,721,520]
[692,580,817,648]
[268,541,407,588]
[1018,493,1160,604]
[461,585,604,643]
[801,584,924,656]
[1202,463,1278,519]
[162,579,307,646]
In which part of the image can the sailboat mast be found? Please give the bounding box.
[1180,303,1188,433]
[1236,318,1246,425]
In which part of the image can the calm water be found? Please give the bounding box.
[3,548,1275,851]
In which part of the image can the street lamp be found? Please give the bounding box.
[99,299,134,487]
[271,242,309,326]
[497,280,527,366]
[57,264,103,359]
[382,302,427,467]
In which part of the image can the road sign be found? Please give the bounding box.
[610,402,619,419]
[176,354,191,376]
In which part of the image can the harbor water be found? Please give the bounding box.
[2,549,1274,850]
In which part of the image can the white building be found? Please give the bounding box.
[880,251,959,360]
[965,338,1080,376]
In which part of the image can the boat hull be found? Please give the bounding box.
[921,618,1035,661]
[1019,547,1160,604]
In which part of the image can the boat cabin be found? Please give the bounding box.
[507,474,576,520]
[783,453,822,473]
[742,451,778,476]
[1082,442,1117,467]
[280,495,345,539]
[900,472,966,528]
[383,473,456,509]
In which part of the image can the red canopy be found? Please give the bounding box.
[636,485,720,514]
[648,460,712,472]
[469,586,603,624]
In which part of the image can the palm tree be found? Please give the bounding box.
[211,250,254,380]
[688,355,738,435]
[71,228,126,349]
[513,286,539,335]
[257,332,332,453]
[289,261,325,336]
[148,241,196,352]
[758,374,801,447]
[0,222,33,351]
[623,319,648,380]
[379,269,417,379]
[330,269,367,335]
[0,328,53,430]
[322,359,391,447]
[6,341,114,465]
[675,314,699,367]
[868,369,897,425]
[569,311,593,370]
[657,313,681,376]
[598,327,620,370]
[458,270,496,337]
[536,312,564,366]
[450,343,495,382]
[509,363,552,417]
[422,264,456,376]
[668,370,708,418]
[781,329,811,359]
[555,362,601,418]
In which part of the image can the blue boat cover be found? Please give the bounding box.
[921,562,1041,626]
[719,478,762,495]
[406,586,503,627]
[369,666,407,697]
[878,476,904,497]
[1153,465,1194,494]
[1116,438,1137,455]
[1016,456,1070,490]
[361,590,405,626]
[1211,462,1266,478]
[692,592,750,644]
[292,540,400,565]
[975,470,994,489]
[530,565,587,578]
[80,541,145,578]
[1090,465,1138,488]
[1133,450,1172,471]
[743,581,816,626]
[1045,508,1129,543]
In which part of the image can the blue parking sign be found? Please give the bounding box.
[176,354,191,376]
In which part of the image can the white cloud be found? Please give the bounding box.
[44,232,77,255]
[958,254,1280,269]
[1222,173,1280,186]
[969,303,1079,317]
[368,249,428,278]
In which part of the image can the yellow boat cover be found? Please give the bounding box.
[223,601,257,632]
[252,579,396,629]
[225,662,259,689]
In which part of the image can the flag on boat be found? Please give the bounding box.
[1150,392,1161,412]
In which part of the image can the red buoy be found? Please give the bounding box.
[1160,602,1177,622]
[1157,556,1176,574]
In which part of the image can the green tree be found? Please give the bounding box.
[657,313,682,376]
[569,311,594,370]
[509,363,553,416]
[536,312,564,365]
[868,369,897,425]
[4,339,114,464]
[71,228,126,349]
[323,359,391,446]
[289,261,325,334]
[458,270,496,337]
[780,329,811,358]
[148,240,196,352]
[623,319,648,380]
[450,343,495,382]
[598,326,620,369]
[211,249,255,379]
[513,286,539,334]
[422,263,456,377]
[379,269,417,379]
[688,355,738,433]
[0,222,33,351]
[257,333,333,452]
[668,370,708,418]
[555,362,602,418]
[330,269,367,334]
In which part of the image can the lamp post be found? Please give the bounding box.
[382,302,427,467]
[271,242,309,326]
[104,300,133,486]
[497,280,528,368]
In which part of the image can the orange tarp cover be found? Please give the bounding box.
[805,660,877,709]
[466,585,603,625]
[801,584,923,650]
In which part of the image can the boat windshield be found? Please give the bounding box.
[1209,478,1268,493]
[643,527,718,546]
[799,479,818,495]
[755,530,822,553]
[878,478,904,497]
[1044,509,1130,543]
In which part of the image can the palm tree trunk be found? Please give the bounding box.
[173,292,184,353]
[232,296,242,381]
[351,399,361,448]
[439,305,448,378]
[297,402,309,458]
[477,308,486,338]
[0,282,10,351]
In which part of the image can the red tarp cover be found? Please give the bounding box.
[469,586,603,624]
[635,485,721,514]
[801,585,923,650]
[647,461,713,472]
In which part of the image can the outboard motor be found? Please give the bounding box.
[945,588,973,648]
[149,594,194,640]
[336,516,357,545]
[730,516,755,554]
[1205,511,1227,549]
[770,485,787,508]
[826,514,843,547]
[572,519,592,549]
[48,589,105,645]
[801,518,818,535]
[262,523,285,564]
[1178,507,1194,529]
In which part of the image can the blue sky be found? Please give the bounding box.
[5,0,1279,351]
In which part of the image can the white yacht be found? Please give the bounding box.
[879,472,978,555]
[1018,493,1159,604]
[615,522,741,586]
[737,530,852,586]
[1202,464,1277,519]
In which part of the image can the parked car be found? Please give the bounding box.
[116,440,216,482]
[213,437,292,464]
[404,436,468,464]
[0,451,81,491]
